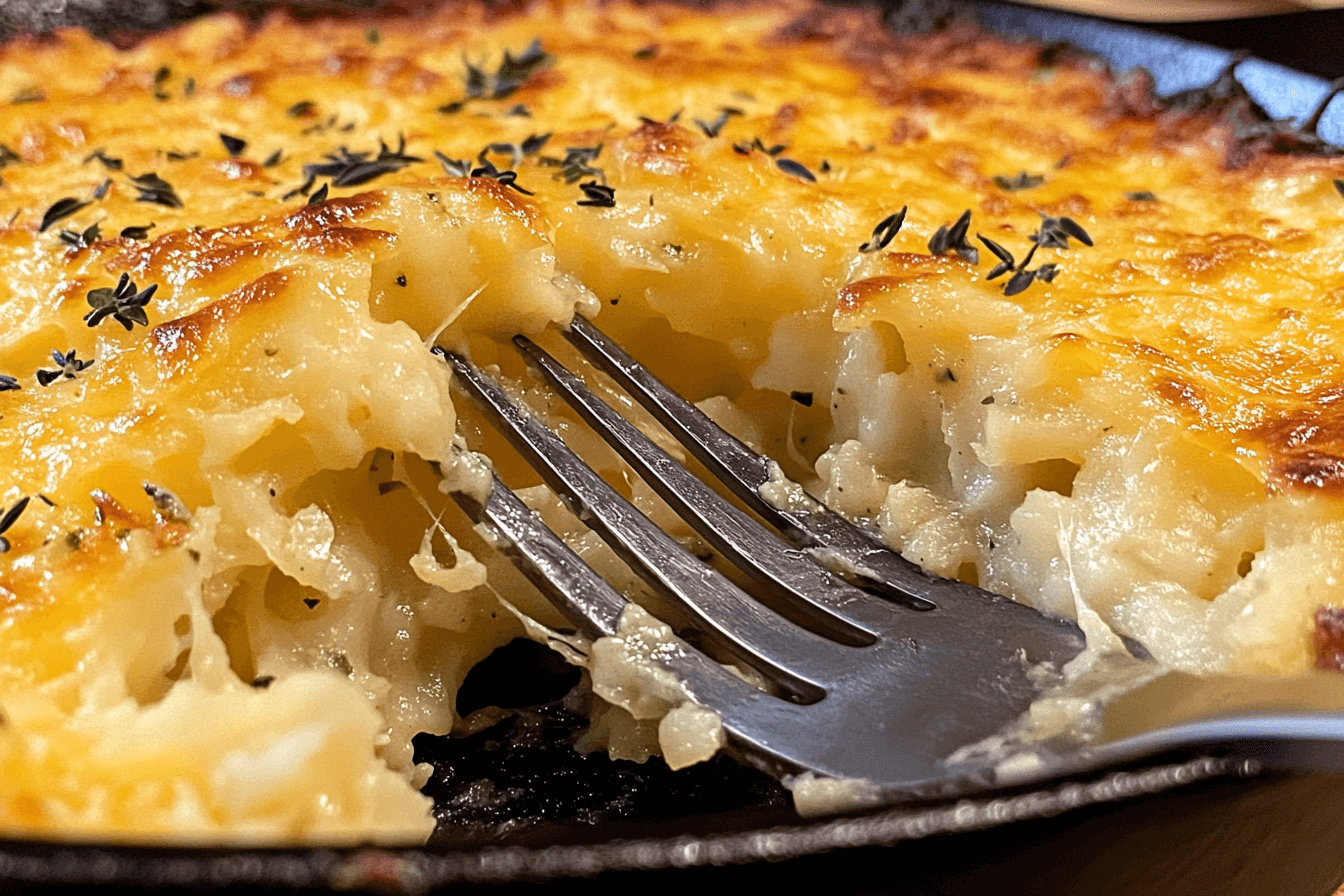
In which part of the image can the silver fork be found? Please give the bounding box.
[432,316,1344,798]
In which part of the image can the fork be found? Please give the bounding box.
[432,316,1344,798]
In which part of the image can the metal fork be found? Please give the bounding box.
[432,316,1344,798]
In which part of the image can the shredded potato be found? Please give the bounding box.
[2,0,1344,842]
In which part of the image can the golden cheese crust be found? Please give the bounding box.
[2,0,1344,842]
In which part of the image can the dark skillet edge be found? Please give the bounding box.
[0,755,1256,890]
[4,1,1344,891]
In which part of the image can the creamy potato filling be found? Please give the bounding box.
[2,0,1344,842]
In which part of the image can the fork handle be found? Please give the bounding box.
[1078,713,1344,776]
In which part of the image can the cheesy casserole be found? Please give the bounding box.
[1,0,1343,843]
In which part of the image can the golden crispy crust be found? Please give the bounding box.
[2,0,1344,841]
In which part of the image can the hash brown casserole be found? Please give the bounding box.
[2,0,1344,842]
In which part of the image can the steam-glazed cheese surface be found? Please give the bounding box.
[2,0,1344,842]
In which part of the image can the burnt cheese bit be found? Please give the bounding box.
[1316,607,1344,671]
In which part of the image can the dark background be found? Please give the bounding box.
[2,0,1343,80]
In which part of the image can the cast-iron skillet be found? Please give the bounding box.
[4,2,1344,893]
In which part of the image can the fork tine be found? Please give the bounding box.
[439,346,840,701]
[563,315,1086,663]
[560,315,948,604]
[444,446,823,782]
[447,449,624,641]
[512,333,884,642]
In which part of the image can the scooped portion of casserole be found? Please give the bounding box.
[1,0,1343,842]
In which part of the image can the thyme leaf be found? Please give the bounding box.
[36,349,95,386]
[130,172,184,208]
[694,107,743,139]
[454,39,551,109]
[1031,214,1093,249]
[119,223,154,240]
[0,374,20,392]
[39,197,90,233]
[84,273,157,330]
[539,144,604,184]
[0,496,30,553]
[84,149,123,171]
[59,223,101,248]
[775,157,816,182]
[576,181,615,208]
[302,136,423,187]
[858,207,907,253]
[435,152,472,178]
[993,171,1044,192]
[220,133,248,156]
[929,210,978,263]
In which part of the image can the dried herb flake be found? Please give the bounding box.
[39,197,90,233]
[993,171,1044,192]
[85,149,123,171]
[59,223,101,249]
[84,273,157,330]
[928,210,978,263]
[130,172,184,208]
[0,497,30,553]
[859,207,907,253]
[220,133,248,156]
[36,349,94,386]
[576,180,615,208]
[302,136,423,187]
[776,157,816,182]
[119,223,155,240]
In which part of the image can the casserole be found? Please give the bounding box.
[2,1,1344,891]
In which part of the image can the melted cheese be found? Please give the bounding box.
[1,0,1343,842]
